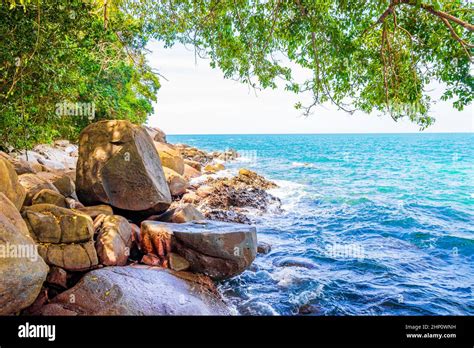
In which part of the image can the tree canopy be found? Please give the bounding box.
[1,0,473,149]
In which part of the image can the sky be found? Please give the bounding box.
[146,41,473,135]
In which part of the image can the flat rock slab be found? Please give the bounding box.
[39,266,230,315]
[142,220,257,280]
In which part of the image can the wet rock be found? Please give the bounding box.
[76,120,171,214]
[158,204,205,223]
[31,189,67,208]
[155,142,185,175]
[0,207,49,315]
[0,157,26,209]
[204,209,252,224]
[257,241,272,255]
[142,220,257,280]
[163,167,188,196]
[238,168,277,190]
[95,215,132,266]
[18,173,59,206]
[273,257,317,269]
[195,173,281,221]
[39,266,230,315]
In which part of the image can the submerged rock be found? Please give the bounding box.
[38,266,230,315]
[76,120,171,214]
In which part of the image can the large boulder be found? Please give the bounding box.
[38,266,230,315]
[24,204,94,244]
[76,120,171,214]
[95,215,132,266]
[155,142,185,175]
[0,193,30,237]
[0,200,49,315]
[23,204,98,271]
[0,157,26,209]
[141,220,257,280]
[18,173,59,206]
[37,241,98,271]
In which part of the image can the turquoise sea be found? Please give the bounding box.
[167,133,474,315]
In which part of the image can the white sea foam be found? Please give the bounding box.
[291,161,316,168]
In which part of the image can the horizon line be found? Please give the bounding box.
[166,131,473,136]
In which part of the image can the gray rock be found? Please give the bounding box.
[39,266,230,315]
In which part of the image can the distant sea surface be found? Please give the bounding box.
[167,133,474,315]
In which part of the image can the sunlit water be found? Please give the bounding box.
[167,133,474,315]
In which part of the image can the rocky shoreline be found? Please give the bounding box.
[0,120,279,316]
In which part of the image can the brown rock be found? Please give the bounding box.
[183,163,201,180]
[169,252,190,271]
[76,120,171,214]
[0,192,30,237]
[0,209,49,315]
[257,241,272,254]
[159,204,205,223]
[141,253,161,266]
[31,189,67,207]
[38,241,98,271]
[0,157,26,209]
[75,205,114,219]
[36,171,76,197]
[24,204,94,244]
[155,141,185,175]
[184,159,202,171]
[46,266,68,288]
[95,215,132,266]
[163,167,189,196]
[18,173,59,206]
[182,191,200,204]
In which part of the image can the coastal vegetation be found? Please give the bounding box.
[1,0,473,149]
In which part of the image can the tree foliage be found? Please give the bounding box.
[1,0,472,149]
